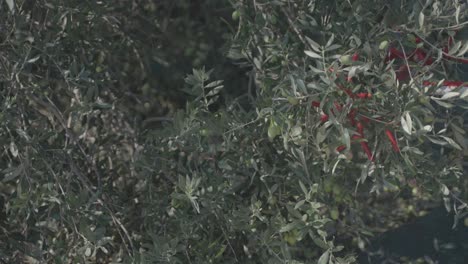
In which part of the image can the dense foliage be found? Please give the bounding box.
[0,0,467,263]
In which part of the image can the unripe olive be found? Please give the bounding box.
[232,10,240,20]
[424,115,434,123]
[418,96,429,104]
[73,123,82,134]
[332,185,341,196]
[330,207,339,220]
[270,56,278,63]
[200,129,209,137]
[284,231,297,245]
[379,40,389,50]
[339,55,352,65]
[141,83,150,94]
[268,121,281,141]
[287,96,299,105]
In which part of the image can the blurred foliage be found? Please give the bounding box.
[0,0,237,262]
[222,0,468,261]
[0,0,467,263]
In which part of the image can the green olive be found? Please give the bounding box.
[418,96,429,105]
[330,207,339,220]
[339,55,352,65]
[72,123,82,134]
[232,10,240,20]
[284,231,297,245]
[268,121,281,141]
[200,129,209,137]
[379,40,389,50]
[423,115,434,123]
[287,96,299,105]
[332,185,342,196]
[141,83,150,94]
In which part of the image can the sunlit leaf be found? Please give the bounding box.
[304,50,322,59]
[5,0,14,12]
[317,250,330,264]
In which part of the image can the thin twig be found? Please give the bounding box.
[431,20,468,31]
[400,28,468,63]
[281,8,311,50]
[143,116,174,126]
[224,116,261,135]
[397,39,415,84]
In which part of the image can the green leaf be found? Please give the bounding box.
[343,128,351,150]
[296,79,307,93]
[326,44,341,52]
[206,86,223,96]
[304,50,322,59]
[418,12,424,29]
[254,57,262,69]
[309,232,330,250]
[448,41,462,55]
[299,180,308,196]
[295,199,306,210]
[427,136,448,146]
[401,112,412,135]
[456,42,468,57]
[279,221,300,233]
[268,120,281,141]
[290,125,303,142]
[441,184,450,196]
[205,80,223,88]
[5,0,14,12]
[460,88,468,99]
[9,142,18,157]
[431,97,454,108]
[440,136,462,150]
[305,36,321,52]
[333,245,344,252]
[317,250,330,264]
[443,196,451,212]
[214,244,227,258]
[441,92,459,100]
[3,165,23,182]
[347,66,358,79]
[92,102,113,109]
[325,34,335,48]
